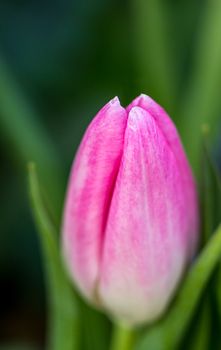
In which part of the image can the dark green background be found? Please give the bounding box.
[0,0,220,348]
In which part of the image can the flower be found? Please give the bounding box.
[62,94,199,326]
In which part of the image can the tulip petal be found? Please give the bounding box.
[127,94,199,258]
[62,97,127,300]
[99,106,195,325]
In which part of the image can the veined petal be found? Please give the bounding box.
[127,94,199,258]
[62,97,127,301]
[99,106,191,325]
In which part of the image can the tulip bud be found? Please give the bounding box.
[62,94,199,326]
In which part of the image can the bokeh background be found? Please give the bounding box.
[0,0,221,348]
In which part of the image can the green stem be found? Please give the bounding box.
[110,323,135,350]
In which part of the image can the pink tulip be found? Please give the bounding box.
[62,94,199,326]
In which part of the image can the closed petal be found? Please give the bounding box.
[62,97,127,301]
[127,94,199,258]
[99,106,193,325]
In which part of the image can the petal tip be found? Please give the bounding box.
[139,93,148,98]
[110,96,120,106]
[100,96,125,117]
[139,93,152,103]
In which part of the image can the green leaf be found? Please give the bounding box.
[178,0,221,173]
[136,223,221,350]
[80,302,111,350]
[181,299,211,350]
[181,126,221,350]
[0,56,64,219]
[28,162,79,350]
[134,0,176,113]
[200,125,221,243]
[200,133,221,324]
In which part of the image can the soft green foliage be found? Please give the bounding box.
[28,163,79,350]
[0,0,221,349]
[201,125,221,243]
[0,57,64,219]
[178,0,221,172]
[134,0,176,112]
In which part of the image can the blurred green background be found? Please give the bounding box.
[0,0,221,348]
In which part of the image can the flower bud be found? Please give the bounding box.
[62,94,199,326]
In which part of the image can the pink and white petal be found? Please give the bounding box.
[127,94,199,258]
[62,97,127,301]
[99,107,189,325]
